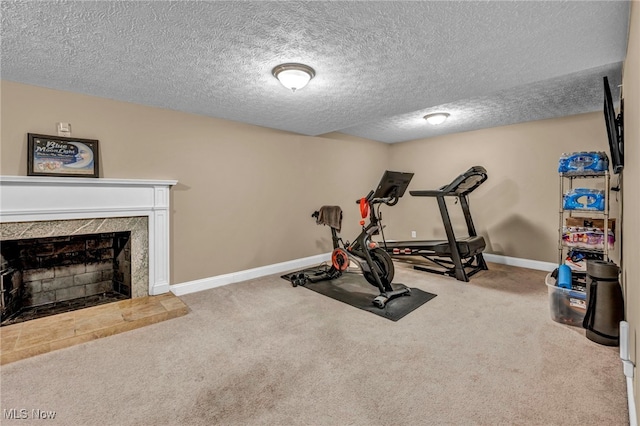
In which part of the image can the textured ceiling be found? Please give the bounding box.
[0,1,631,143]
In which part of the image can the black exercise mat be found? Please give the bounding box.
[282,266,437,321]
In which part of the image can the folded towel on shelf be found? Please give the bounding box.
[316,205,343,232]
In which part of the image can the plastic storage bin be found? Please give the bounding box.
[545,273,586,327]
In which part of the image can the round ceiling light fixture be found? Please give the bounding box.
[272,63,315,92]
[423,112,450,125]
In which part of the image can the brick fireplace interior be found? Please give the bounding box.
[1,231,132,326]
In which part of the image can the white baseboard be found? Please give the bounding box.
[627,376,638,426]
[483,253,557,272]
[170,252,556,296]
[170,253,331,296]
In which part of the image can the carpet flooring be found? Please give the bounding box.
[0,262,629,425]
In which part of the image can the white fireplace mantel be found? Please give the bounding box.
[0,176,178,295]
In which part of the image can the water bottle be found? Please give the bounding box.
[557,264,572,289]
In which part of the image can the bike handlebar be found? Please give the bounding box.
[356,194,396,206]
[355,190,375,204]
[356,190,397,205]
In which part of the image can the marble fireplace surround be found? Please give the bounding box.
[0,176,177,297]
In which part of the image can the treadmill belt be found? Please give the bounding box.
[282,268,436,321]
[383,236,485,257]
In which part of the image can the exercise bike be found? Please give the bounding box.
[295,189,411,308]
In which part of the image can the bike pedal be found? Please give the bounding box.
[290,273,308,287]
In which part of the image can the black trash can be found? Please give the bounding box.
[583,260,624,346]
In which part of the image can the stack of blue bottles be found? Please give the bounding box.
[563,188,606,211]
[558,152,609,174]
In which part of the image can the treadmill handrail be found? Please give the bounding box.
[409,166,487,197]
[409,189,444,197]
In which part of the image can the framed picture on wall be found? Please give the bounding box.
[27,133,100,178]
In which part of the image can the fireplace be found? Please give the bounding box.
[1,231,133,325]
[0,176,177,319]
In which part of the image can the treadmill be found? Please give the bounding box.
[380,166,489,282]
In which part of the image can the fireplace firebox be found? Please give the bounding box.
[1,232,132,325]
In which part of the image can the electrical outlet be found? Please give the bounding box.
[411,230,417,238]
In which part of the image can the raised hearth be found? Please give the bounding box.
[0,292,188,365]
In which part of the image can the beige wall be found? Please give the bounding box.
[387,113,618,264]
[0,81,627,274]
[0,81,390,283]
[623,0,639,414]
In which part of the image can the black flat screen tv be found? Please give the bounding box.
[603,76,624,174]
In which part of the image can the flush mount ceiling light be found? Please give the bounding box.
[424,112,450,125]
[272,63,315,92]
